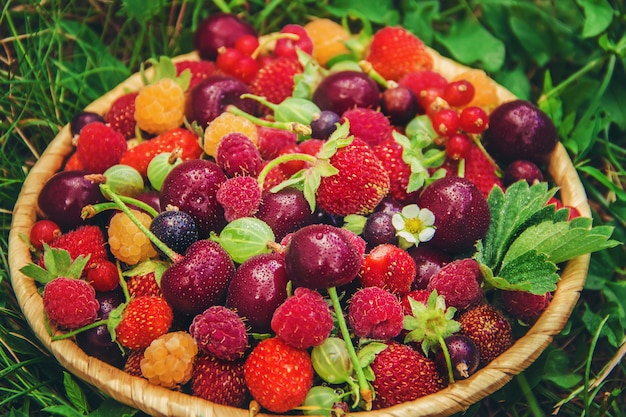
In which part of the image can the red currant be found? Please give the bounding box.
[87,260,120,292]
[431,108,460,136]
[231,54,259,83]
[29,219,61,250]
[445,133,472,160]
[443,80,475,107]
[417,86,444,113]
[459,106,489,134]
[235,34,259,56]
[216,47,243,73]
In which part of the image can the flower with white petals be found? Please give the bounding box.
[392,204,436,249]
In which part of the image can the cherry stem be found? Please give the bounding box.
[256,152,317,191]
[253,32,300,59]
[50,319,108,341]
[99,184,182,263]
[358,60,397,90]
[327,286,372,411]
[82,195,159,220]
[438,334,455,384]
[226,104,312,136]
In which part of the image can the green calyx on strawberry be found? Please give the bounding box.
[141,56,191,92]
[403,290,460,382]
[258,120,390,216]
[20,244,90,285]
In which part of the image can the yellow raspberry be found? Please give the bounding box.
[134,78,185,135]
[140,331,198,388]
[108,209,158,265]
[304,18,352,66]
[203,112,258,159]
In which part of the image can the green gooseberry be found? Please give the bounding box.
[311,337,354,384]
[103,164,144,198]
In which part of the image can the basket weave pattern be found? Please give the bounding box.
[8,50,591,417]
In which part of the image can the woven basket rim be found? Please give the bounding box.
[8,49,591,417]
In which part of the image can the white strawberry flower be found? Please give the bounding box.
[392,204,436,249]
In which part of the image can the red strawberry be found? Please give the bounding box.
[372,138,419,202]
[75,122,127,173]
[105,92,138,139]
[370,342,445,409]
[192,352,247,407]
[249,56,303,114]
[243,337,313,413]
[443,144,503,198]
[126,271,163,298]
[119,127,202,176]
[365,27,434,82]
[43,277,99,330]
[175,59,217,90]
[359,244,417,296]
[123,348,145,377]
[42,225,108,276]
[259,161,289,191]
[316,138,390,216]
[459,303,513,366]
[63,152,84,171]
[113,296,173,349]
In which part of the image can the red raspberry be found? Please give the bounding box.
[501,290,552,323]
[256,126,297,160]
[348,286,404,340]
[43,277,99,330]
[216,132,262,177]
[426,258,484,312]
[216,176,262,222]
[175,59,217,90]
[189,306,248,361]
[105,92,138,139]
[271,287,334,349]
[342,107,393,148]
[75,122,127,173]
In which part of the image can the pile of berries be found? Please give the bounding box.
[24,12,609,417]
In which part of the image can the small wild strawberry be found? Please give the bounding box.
[112,296,173,349]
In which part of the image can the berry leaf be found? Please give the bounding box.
[481,251,558,294]
[19,245,90,284]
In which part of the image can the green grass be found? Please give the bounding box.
[1,0,625,416]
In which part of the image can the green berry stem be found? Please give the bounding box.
[225,104,312,136]
[256,152,317,190]
[99,184,182,263]
[438,334,455,383]
[327,286,372,411]
[82,195,159,220]
[470,134,502,176]
[358,60,396,89]
[49,319,108,341]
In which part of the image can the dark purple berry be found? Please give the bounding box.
[435,334,480,380]
[70,111,105,136]
[381,86,418,125]
[362,211,397,248]
[255,188,316,241]
[310,110,341,139]
[149,209,199,256]
[407,246,453,290]
[312,71,381,115]
[503,160,544,187]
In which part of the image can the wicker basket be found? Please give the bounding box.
[8,48,591,417]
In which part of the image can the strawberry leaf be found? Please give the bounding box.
[482,251,559,295]
[20,245,90,284]
[357,341,387,370]
[293,48,328,100]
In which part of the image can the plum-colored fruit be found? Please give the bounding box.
[226,253,289,333]
[417,176,490,254]
[435,334,480,380]
[312,71,380,115]
[255,188,316,241]
[194,13,257,61]
[37,170,106,231]
[160,239,235,316]
[483,100,558,165]
[185,75,257,128]
[407,246,453,290]
[502,160,544,186]
[284,224,362,289]
[160,159,227,238]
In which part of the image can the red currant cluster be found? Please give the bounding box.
[216,24,313,83]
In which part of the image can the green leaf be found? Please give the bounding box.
[477,181,557,270]
[542,349,583,389]
[121,0,163,25]
[510,16,552,67]
[63,372,89,414]
[497,250,559,294]
[435,18,505,72]
[343,214,367,235]
[576,0,614,38]
[89,398,139,417]
[41,405,85,417]
[357,342,387,369]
